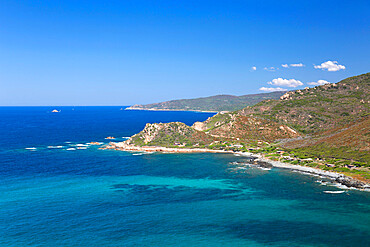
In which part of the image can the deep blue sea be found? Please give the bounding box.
[0,107,369,247]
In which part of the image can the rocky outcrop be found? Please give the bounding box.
[136,123,163,144]
[335,176,369,190]
[254,160,273,168]
[192,121,207,131]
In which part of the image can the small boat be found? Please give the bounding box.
[51,109,60,113]
[25,147,37,150]
[324,191,345,194]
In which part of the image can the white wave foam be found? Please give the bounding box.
[47,146,64,149]
[85,142,103,145]
[260,167,271,171]
[66,148,76,151]
[230,162,271,171]
[316,180,329,186]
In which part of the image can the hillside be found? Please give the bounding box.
[126,122,217,148]
[120,73,370,181]
[194,73,370,159]
[238,73,370,134]
[126,91,284,112]
[192,112,300,142]
[282,116,370,163]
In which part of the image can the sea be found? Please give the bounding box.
[0,106,369,247]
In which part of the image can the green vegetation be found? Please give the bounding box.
[289,145,370,166]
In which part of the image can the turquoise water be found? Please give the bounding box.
[0,107,369,246]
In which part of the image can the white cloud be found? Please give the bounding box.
[251,66,257,71]
[264,67,278,71]
[307,79,331,86]
[314,61,345,71]
[268,78,303,87]
[290,63,304,67]
[259,87,288,92]
[282,63,304,68]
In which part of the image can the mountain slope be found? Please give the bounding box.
[238,73,370,134]
[126,91,285,112]
[281,116,370,163]
[124,73,370,164]
[199,73,370,159]
[192,112,300,143]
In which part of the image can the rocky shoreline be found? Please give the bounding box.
[249,154,370,191]
[105,142,370,191]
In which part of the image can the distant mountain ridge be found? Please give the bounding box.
[126,91,285,112]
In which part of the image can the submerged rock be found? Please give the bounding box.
[254,160,273,168]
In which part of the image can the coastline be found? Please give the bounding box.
[249,154,370,191]
[125,107,218,113]
[106,142,370,191]
[106,142,234,153]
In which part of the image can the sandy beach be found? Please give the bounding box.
[106,142,234,153]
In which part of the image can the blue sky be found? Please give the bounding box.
[0,0,369,106]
